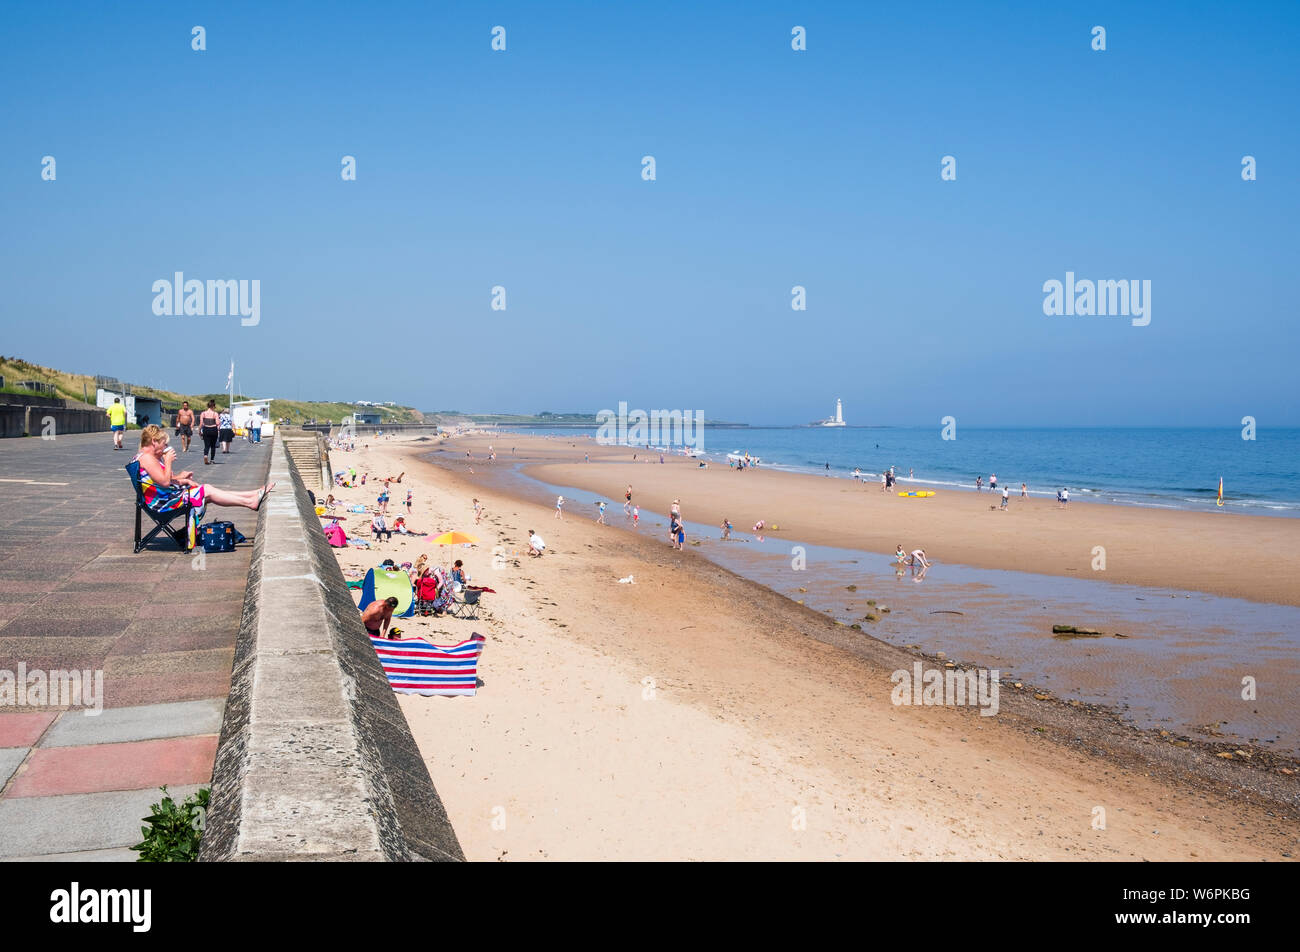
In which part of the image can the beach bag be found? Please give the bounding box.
[200,521,244,553]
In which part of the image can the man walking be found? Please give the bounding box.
[107,397,128,450]
[175,401,195,453]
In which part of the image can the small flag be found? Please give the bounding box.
[1217,476,1224,508]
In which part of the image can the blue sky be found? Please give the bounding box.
[2,1,1297,425]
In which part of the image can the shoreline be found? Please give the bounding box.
[317,432,1297,860]
[456,438,1300,608]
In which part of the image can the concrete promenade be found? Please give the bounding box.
[0,429,270,859]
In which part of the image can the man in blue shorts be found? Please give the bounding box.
[107,397,128,450]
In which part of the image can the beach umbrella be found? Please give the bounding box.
[428,531,479,546]
[427,529,479,565]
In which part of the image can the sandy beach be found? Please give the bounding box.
[315,431,1298,861]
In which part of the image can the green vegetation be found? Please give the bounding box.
[0,356,423,425]
[131,786,209,862]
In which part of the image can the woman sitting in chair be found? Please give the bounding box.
[451,559,470,591]
[133,425,274,515]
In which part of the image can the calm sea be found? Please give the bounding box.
[502,425,1300,517]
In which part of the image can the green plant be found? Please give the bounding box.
[131,786,209,862]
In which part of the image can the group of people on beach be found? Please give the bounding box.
[972,474,1072,509]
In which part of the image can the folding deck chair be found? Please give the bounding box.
[447,587,483,619]
[126,459,193,553]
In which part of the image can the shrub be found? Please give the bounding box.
[131,786,209,862]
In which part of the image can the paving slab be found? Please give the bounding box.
[7,735,219,798]
[7,847,141,862]
[0,784,205,857]
[0,747,28,788]
[40,698,225,748]
[0,711,58,747]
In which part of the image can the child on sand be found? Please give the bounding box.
[721,518,732,540]
[632,505,639,528]
[596,501,607,525]
[405,490,413,515]
[473,498,483,524]
[555,495,565,519]
[670,516,685,550]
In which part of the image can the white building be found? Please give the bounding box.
[230,399,274,435]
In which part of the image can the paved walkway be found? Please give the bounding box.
[0,430,270,858]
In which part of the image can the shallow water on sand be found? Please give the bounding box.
[444,454,1300,755]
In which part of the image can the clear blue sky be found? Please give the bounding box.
[3,1,1297,425]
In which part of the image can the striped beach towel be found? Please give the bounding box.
[370,633,487,696]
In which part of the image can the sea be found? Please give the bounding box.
[500,425,1300,517]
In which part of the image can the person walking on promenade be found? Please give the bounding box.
[107,397,128,450]
[218,407,234,454]
[175,401,195,453]
[198,401,221,464]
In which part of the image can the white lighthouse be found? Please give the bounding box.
[820,399,846,427]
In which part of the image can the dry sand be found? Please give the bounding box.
[320,432,1299,861]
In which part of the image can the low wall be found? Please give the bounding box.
[304,423,442,438]
[0,401,111,438]
[200,436,464,861]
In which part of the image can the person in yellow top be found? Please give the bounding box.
[106,397,129,450]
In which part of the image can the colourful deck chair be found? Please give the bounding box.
[357,567,415,618]
[370,632,487,696]
[125,459,194,553]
